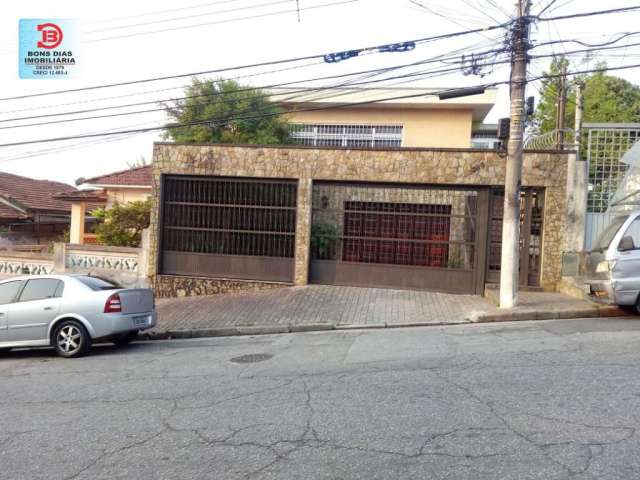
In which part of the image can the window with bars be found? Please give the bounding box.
[289,124,403,148]
[471,131,501,149]
[161,176,297,258]
[342,201,452,267]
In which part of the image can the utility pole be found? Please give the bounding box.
[555,62,568,149]
[499,0,531,309]
[574,81,584,152]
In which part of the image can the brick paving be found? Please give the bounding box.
[155,285,499,332]
[154,285,622,335]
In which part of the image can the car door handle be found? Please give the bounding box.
[43,306,53,311]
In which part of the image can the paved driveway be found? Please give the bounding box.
[2,318,640,479]
[156,285,498,332]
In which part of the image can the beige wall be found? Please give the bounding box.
[104,188,151,208]
[286,107,474,148]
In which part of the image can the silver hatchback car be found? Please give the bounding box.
[0,274,157,358]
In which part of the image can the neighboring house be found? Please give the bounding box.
[79,165,152,208]
[0,171,83,245]
[59,165,153,245]
[272,87,498,149]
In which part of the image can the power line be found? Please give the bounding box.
[531,41,640,61]
[0,82,504,148]
[537,0,558,17]
[0,60,324,115]
[533,31,640,49]
[87,0,259,24]
[85,0,359,43]
[0,56,511,131]
[528,62,640,82]
[4,62,639,149]
[0,20,512,102]
[0,45,507,124]
[537,6,640,22]
[85,0,296,34]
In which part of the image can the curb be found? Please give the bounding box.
[141,306,634,341]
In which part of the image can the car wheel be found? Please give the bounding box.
[112,331,138,347]
[53,320,91,358]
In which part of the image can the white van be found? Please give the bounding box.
[585,211,640,312]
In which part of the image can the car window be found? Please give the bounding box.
[593,215,628,251]
[621,218,640,250]
[18,279,62,302]
[0,281,22,305]
[75,276,120,291]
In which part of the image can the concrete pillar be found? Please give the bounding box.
[573,161,588,251]
[69,202,86,245]
[53,243,66,273]
[138,228,151,283]
[293,178,312,286]
[565,153,587,252]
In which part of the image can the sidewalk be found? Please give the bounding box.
[149,284,632,339]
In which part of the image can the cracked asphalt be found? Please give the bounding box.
[2,317,640,479]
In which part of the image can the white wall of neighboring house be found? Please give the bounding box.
[103,187,152,208]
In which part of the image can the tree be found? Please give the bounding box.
[534,58,640,133]
[163,78,291,144]
[91,200,151,247]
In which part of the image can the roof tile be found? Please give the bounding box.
[0,171,76,217]
[84,165,152,187]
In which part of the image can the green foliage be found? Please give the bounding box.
[310,222,340,259]
[534,58,640,133]
[163,78,291,145]
[91,199,151,247]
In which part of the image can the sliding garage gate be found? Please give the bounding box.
[309,182,490,294]
[159,175,297,283]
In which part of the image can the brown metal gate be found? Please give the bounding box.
[486,188,544,287]
[159,175,297,282]
[309,182,489,294]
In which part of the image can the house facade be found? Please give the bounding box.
[149,143,571,298]
[60,165,153,245]
[0,172,83,245]
[276,87,498,149]
[81,165,152,208]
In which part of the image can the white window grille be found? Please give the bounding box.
[471,131,500,149]
[290,124,403,148]
[587,126,640,213]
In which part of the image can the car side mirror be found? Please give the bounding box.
[619,235,635,251]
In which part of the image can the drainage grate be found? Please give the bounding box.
[230,353,273,364]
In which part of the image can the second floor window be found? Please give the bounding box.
[290,124,403,148]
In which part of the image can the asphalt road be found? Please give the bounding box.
[2,318,640,480]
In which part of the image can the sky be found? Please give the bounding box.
[0,0,639,186]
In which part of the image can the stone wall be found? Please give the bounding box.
[154,275,286,298]
[150,143,569,294]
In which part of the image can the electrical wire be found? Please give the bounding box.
[85,0,295,34]
[85,0,359,43]
[0,82,506,148]
[0,19,513,102]
[537,6,640,22]
[0,45,507,124]
[0,56,512,131]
